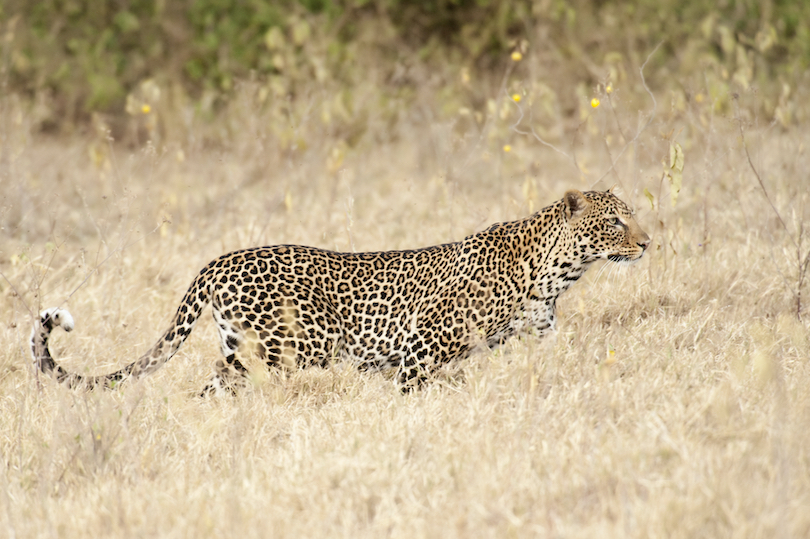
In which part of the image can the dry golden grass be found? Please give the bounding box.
[1,87,809,538]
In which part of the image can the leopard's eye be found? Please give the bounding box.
[607,216,622,227]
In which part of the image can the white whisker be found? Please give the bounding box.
[594,262,610,282]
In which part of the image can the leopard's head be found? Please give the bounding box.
[563,189,650,264]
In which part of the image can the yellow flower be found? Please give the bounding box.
[606,84,613,94]
[511,51,522,62]
[512,93,521,103]
[141,104,151,114]
[590,98,600,108]
[503,145,512,153]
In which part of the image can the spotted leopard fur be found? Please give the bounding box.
[30,189,649,393]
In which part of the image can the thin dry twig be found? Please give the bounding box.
[606,91,629,143]
[0,270,33,317]
[733,97,795,249]
[458,61,517,175]
[508,89,577,167]
[61,220,168,308]
[596,42,663,184]
[734,96,810,318]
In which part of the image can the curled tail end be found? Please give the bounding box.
[30,308,134,389]
[30,307,83,386]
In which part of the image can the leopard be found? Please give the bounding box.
[30,189,650,394]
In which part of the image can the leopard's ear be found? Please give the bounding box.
[563,190,590,222]
[607,184,617,194]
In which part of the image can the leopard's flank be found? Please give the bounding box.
[31,189,649,394]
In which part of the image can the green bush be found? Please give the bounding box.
[2,0,809,135]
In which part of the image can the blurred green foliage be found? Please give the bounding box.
[2,0,809,135]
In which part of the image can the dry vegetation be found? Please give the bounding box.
[1,62,810,538]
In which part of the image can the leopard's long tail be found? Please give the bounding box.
[30,267,213,389]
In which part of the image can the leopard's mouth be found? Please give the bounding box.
[607,250,645,264]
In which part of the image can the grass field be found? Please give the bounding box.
[1,82,809,538]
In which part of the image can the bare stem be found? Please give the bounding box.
[596,41,662,184]
[734,96,810,319]
[61,220,167,308]
[733,98,795,249]
[507,89,577,168]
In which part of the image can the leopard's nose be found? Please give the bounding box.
[637,231,651,250]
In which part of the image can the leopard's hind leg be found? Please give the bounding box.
[200,304,252,396]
